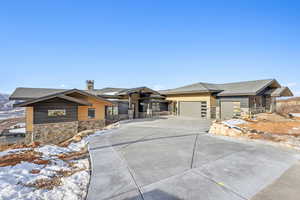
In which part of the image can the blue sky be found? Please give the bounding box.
[1,0,300,95]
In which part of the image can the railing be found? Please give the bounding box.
[250,107,266,115]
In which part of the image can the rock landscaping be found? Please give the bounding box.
[209,113,300,150]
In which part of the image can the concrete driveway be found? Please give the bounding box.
[87,117,300,200]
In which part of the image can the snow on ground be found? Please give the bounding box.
[0,108,25,120]
[9,123,25,129]
[222,119,247,128]
[291,113,300,117]
[8,128,26,133]
[0,147,32,157]
[0,158,89,200]
[36,145,73,157]
[0,122,120,200]
[103,91,118,95]
[0,141,88,200]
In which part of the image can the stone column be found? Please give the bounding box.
[147,102,153,118]
[176,100,179,116]
[216,106,220,120]
[128,95,134,119]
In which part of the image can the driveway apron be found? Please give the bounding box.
[87,117,300,200]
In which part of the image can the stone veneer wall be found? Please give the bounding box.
[30,121,78,144]
[78,120,105,132]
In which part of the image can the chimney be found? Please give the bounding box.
[86,80,94,90]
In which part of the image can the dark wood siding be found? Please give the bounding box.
[217,96,249,108]
[159,102,169,111]
[33,98,78,124]
[118,102,129,114]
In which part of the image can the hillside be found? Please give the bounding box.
[277,97,300,103]
[0,93,12,111]
[277,96,300,115]
[0,93,24,120]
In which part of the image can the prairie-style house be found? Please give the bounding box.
[10,79,292,144]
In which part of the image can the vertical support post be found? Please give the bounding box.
[176,100,179,116]
[128,94,134,119]
[270,97,276,113]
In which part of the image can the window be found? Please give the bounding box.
[106,106,118,116]
[88,108,96,119]
[152,103,160,112]
[48,109,66,117]
[201,101,207,118]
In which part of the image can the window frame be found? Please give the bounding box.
[88,108,96,119]
[48,109,66,117]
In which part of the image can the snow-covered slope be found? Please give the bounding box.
[0,93,24,120]
[0,93,12,111]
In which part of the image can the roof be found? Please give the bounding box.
[89,87,161,96]
[11,88,113,107]
[87,88,127,96]
[264,87,293,97]
[216,79,279,96]
[159,82,222,95]
[10,86,161,103]
[10,87,67,100]
[160,79,291,97]
[14,94,92,107]
[117,87,161,95]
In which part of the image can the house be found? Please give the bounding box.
[160,79,293,119]
[10,88,113,144]
[86,84,170,121]
[10,78,292,144]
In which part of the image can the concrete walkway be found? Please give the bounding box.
[252,162,300,200]
[87,117,300,200]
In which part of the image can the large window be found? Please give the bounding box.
[88,108,96,119]
[48,109,66,117]
[152,103,160,112]
[106,106,118,116]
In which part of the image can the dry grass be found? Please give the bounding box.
[255,113,291,122]
[57,149,88,161]
[277,97,300,103]
[30,169,41,174]
[22,151,88,190]
[277,104,300,116]
[25,177,62,190]
[238,121,300,137]
[56,168,85,177]
[25,166,86,190]
[0,141,40,152]
[0,150,50,167]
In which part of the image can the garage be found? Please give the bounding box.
[220,101,240,120]
[179,101,207,118]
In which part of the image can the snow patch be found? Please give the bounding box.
[0,147,32,157]
[36,145,72,157]
[9,128,26,133]
[0,123,119,200]
[291,113,300,117]
[103,91,118,95]
[9,123,25,129]
[222,119,246,128]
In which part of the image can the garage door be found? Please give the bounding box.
[220,102,236,120]
[179,101,207,118]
